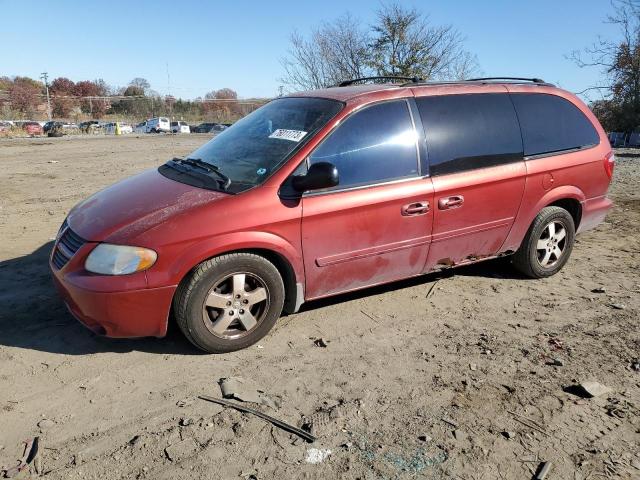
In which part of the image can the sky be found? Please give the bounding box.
[0,0,621,100]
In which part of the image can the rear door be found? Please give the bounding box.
[414,93,526,270]
[300,99,434,299]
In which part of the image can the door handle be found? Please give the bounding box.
[438,195,464,210]
[401,201,430,216]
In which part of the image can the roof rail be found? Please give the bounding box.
[338,76,423,87]
[465,77,550,85]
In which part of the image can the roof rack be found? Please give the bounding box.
[338,76,423,87]
[401,76,554,88]
[465,77,549,84]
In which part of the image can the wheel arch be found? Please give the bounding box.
[502,185,586,253]
[164,233,305,320]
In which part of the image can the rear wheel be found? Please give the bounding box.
[512,206,575,278]
[174,253,285,353]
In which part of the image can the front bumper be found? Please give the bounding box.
[50,243,176,338]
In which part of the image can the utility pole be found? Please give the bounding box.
[41,72,52,120]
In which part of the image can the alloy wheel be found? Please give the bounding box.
[202,272,270,339]
[536,220,567,268]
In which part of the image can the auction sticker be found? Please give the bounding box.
[269,129,307,142]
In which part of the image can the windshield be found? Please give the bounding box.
[173,97,343,192]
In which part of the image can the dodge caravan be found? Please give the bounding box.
[50,76,614,353]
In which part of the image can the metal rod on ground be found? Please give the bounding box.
[198,395,316,443]
[533,461,551,480]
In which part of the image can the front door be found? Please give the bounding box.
[300,99,434,300]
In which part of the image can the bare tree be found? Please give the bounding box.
[280,13,370,91]
[280,4,479,90]
[369,4,478,80]
[569,0,640,130]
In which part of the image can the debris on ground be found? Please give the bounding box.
[199,395,316,443]
[313,338,329,348]
[591,287,606,293]
[1,437,39,478]
[37,419,54,430]
[546,358,564,367]
[164,438,198,462]
[533,461,552,479]
[631,359,640,372]
[176,398,194,408]
[305,448,332,464]
[565,381,611,398]
[219,377,278,408]
[608,303,626,310]
[501,431,515,439]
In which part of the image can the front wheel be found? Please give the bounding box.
[174,253,285,353]
[512,206,576,278]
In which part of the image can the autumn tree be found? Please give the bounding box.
[9,77,43,117]
[203,88,239,120]
[570,0,640,131]
[75,80,109,117]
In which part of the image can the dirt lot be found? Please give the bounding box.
[0,135,638,479]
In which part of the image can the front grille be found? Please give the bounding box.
[52,221,86,269]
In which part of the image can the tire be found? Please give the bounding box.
[174,253,285,353]
[512,206,576,278]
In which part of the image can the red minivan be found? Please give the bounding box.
[50,77,614,353]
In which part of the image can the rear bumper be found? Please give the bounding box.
[50,249,176,338]
[578,195,613,233]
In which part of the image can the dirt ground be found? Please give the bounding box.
[0,135,638,479]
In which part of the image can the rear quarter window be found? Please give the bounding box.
[510,93,600,156]
[416,93,523,176]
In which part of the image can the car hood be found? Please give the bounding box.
[68,168,229,243]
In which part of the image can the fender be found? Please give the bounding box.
[501,184,586,253]
[145,231,305,290]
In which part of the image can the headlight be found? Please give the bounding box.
[85,244,157,275]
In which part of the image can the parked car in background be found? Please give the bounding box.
[147,117,171,133]
[0,121,12,132]
[44,121,80,135]
[171,121,190,134]
[134,121,148,134]
[104,122,133,135]
[79,121,104,134]
[50,76,613,353]
[21,121,43,136]
[191,122,219,133]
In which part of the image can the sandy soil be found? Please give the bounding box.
[0,135,638,479]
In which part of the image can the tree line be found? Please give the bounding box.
[0,76,262,122]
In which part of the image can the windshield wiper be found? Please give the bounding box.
[170,157,231,190]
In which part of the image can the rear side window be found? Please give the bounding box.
[416,94,523,176]
[308,100,419,189]
[510,93,599,156]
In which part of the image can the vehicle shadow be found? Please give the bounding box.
[0,242,199,356]
[299,256,526,312]
[0,243,525,355]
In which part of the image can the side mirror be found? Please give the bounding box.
[292,162,339,192]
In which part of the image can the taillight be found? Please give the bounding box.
[604,152,615,179]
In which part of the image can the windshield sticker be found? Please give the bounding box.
[256,167,267,175]
[268,129,307,142]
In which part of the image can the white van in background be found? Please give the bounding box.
[171,121,190,134]
[134,117,170,133]
[146,117,170,133]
